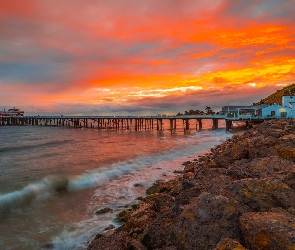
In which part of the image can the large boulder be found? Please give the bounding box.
[120,203,157,240]
[213,238,247,250]
[144,193,175,212]
[170,192,249,250]
[141,207,176,249]
[240,212,295,249]
[87,231,132,250]
[226,156,294,180]
[231,178,295,212]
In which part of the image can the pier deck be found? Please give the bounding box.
[0,114,293,131]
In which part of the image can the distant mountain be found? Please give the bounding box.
[255,83,295,105]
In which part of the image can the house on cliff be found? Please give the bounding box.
[260,104,292,118]
[220,93,294,118]
[282,94,295,117]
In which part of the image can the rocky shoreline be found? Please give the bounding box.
[87,119,295,250]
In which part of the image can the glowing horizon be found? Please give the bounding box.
[0,0,295,115]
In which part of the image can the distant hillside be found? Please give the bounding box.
[255,83,295,105]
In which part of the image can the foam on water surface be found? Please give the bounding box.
[0,123,231,249]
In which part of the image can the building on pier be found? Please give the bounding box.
[0,108,24,117]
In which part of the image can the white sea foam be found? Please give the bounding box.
[51,130,231,250]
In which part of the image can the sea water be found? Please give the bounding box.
[0,119,231,249]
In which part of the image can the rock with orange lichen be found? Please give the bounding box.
[141,207,176,249]
[240,212,295,250]
[120,203,157,240]
[214,238,247,250]
[275,147,295,162]
[231,178,295,212]
[226,156,294,180]
[121,193,175,241]
[169,192,249,250]
[87,230,146,250]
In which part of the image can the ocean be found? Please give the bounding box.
[0,119,231,249]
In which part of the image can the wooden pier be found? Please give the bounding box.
[0,114,286,132]
[0,115,226,131]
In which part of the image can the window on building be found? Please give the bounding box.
[271,111,275,116]
[281,112,287,117]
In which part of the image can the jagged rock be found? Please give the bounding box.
[145,193,175,212]
[170,192,249,250]
[95,207,113,215]
[122,203,157,240]
[183,163,195,173]
[174,186,202,205]
[213,238,247,250]
[231,178,295,212]
[277,168,295,190]
[275,147,295,161]
[128,239,147,250]
[87,231,132,250]
[39,243,54,249]
[116,210,131,223]
[226,156,294,180]
[142,207,176,249]
[281,134,295,140]
[240,212,295,250]
[146,181,166,195]
[181,178,196,189]
[104,224,115,230]
[164,178,182,193]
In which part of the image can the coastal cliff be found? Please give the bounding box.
[88,119,295,250]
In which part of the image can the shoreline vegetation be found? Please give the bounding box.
[87,119,295,250]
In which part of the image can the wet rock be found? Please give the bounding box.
[164,178,182,193]
[173,170,183,174]
[133,183,144,187]
[145,193,175,212]
[181,178,196,189]
[240,212,295,250]
[39,243,54,249]
[122,203,157,240]
[146,181,166,195]
[171,192,249,250]
[231,178,295,212]
[183,163,195,173]
[104,224,115,230]
[95,207,113,215]
[213,238,247,250]
[116,210,131,223]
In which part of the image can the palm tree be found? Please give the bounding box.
[205,106,212,114]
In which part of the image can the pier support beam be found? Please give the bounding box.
[226,120,232,131]
[212,119,219,130]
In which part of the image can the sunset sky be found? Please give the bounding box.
[1,0,295,115]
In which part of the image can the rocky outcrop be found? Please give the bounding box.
[214,238,247,250]
[88,119,295,250]
[240,211,295,249]
[170,192,249,250]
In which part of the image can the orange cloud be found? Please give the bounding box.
[0,0,295,115]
